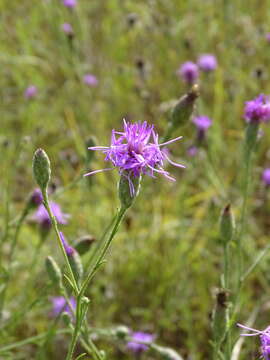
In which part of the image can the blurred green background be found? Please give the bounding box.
[2,0,270,359]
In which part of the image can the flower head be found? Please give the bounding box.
[187,145,198,157]
[61,23,73,35]
[24,85,37,99]
[238,323,270,360]
[192,115,212,131]
[85,120,185,195]
[63,0,76,8]
[244,94,270,123]
[83,74,98,87]
[30,188,43,206]
[127,332,154,353]
[51,296,76,317]
[177,61,199,84]
[262,168,270,186]
[197,54,217,72]
[34,202,69,229]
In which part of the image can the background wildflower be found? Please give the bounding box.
[177,61,199,84]
[197,54,217,72]
[244,95,270,123]
[262,168,270,186]
[63,0,77,8]
[61,23,74,35]
[83,74,98,87]
[24,85,37,99]
[51,296,76,317]
[127,331,154,353]
[34,202,69,229]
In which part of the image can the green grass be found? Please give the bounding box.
[1,0,270,359]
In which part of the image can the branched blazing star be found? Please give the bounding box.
[85,120,185,195]
[244,94,270,123]
[238,323,270,360]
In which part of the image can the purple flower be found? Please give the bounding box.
[244,94,270,123]
[59,231,75,256]
[51,296,76,317]
[266,33,270,43]
[83,74,98,87]
[30,188,43,206]
[63,0,76,8]
[85,120,185,195]
[127,332,154,353]
[197,54,217,72]
[238,323,270,360]
[177,61,199,84]
[34,202,69,229]
[61,23,73,35]
[187,145,198,157]
[192,116,212,131]
[24,85,37,99]
[262,168,270,186]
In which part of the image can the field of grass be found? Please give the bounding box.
[2,1,270,359]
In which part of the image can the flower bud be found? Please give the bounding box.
[114,325,130,340]
[45,256,62,288]
[212,288,229,345]
[118,174,141,209]
[33,149,51,192]
[166,84,199,139]
[151,345,183,360]
[61,311,72,326]
[74,235,96,256]
[220,204,235,244]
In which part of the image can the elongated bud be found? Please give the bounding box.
[45,256,62,288]
[166,84,199,139]
[220,204,235,244]
[33,149,51,192]
[69,251,83,283]
[151,345,183,360]
[212,288,229,345]
[74,235,96,256]
[118,174,141,210]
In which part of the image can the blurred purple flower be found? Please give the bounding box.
[24,85,37,99]
[34,202,69,229]
[244,94,270,123]
[127,332,154,353]
[61,23,73,35]
[238,323,270,360]
[192,116,212,131]
[177,61,199,84]
[187,145,198,157]
[63,0,76,8]
[266,33,270,43]
[262,168,270,186]
[51,296,76,317]
[85,120,185,195]
[83,74,98,87]
[30,188,43,206]
[59,231,75,256]
[197,54,217,72]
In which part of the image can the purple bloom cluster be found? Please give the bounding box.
[61,23,73,35]
[192,115,212,131]
[127,332,154,353]
[59,231,75,256]
[30,188,43,206]
[197,54,217,72]
[238,323,270,360]
[34,202,69,229]
[177,61,199,84]
[24,85,37,99]
[51,296,76,317]
[63,0,77,8]
[244,94,270,123]
[83,74,98,87]
[262,168,270,186]
[85,120,184,194]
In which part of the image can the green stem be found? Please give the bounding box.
[42,193,79,295]
[79,206,127,297]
